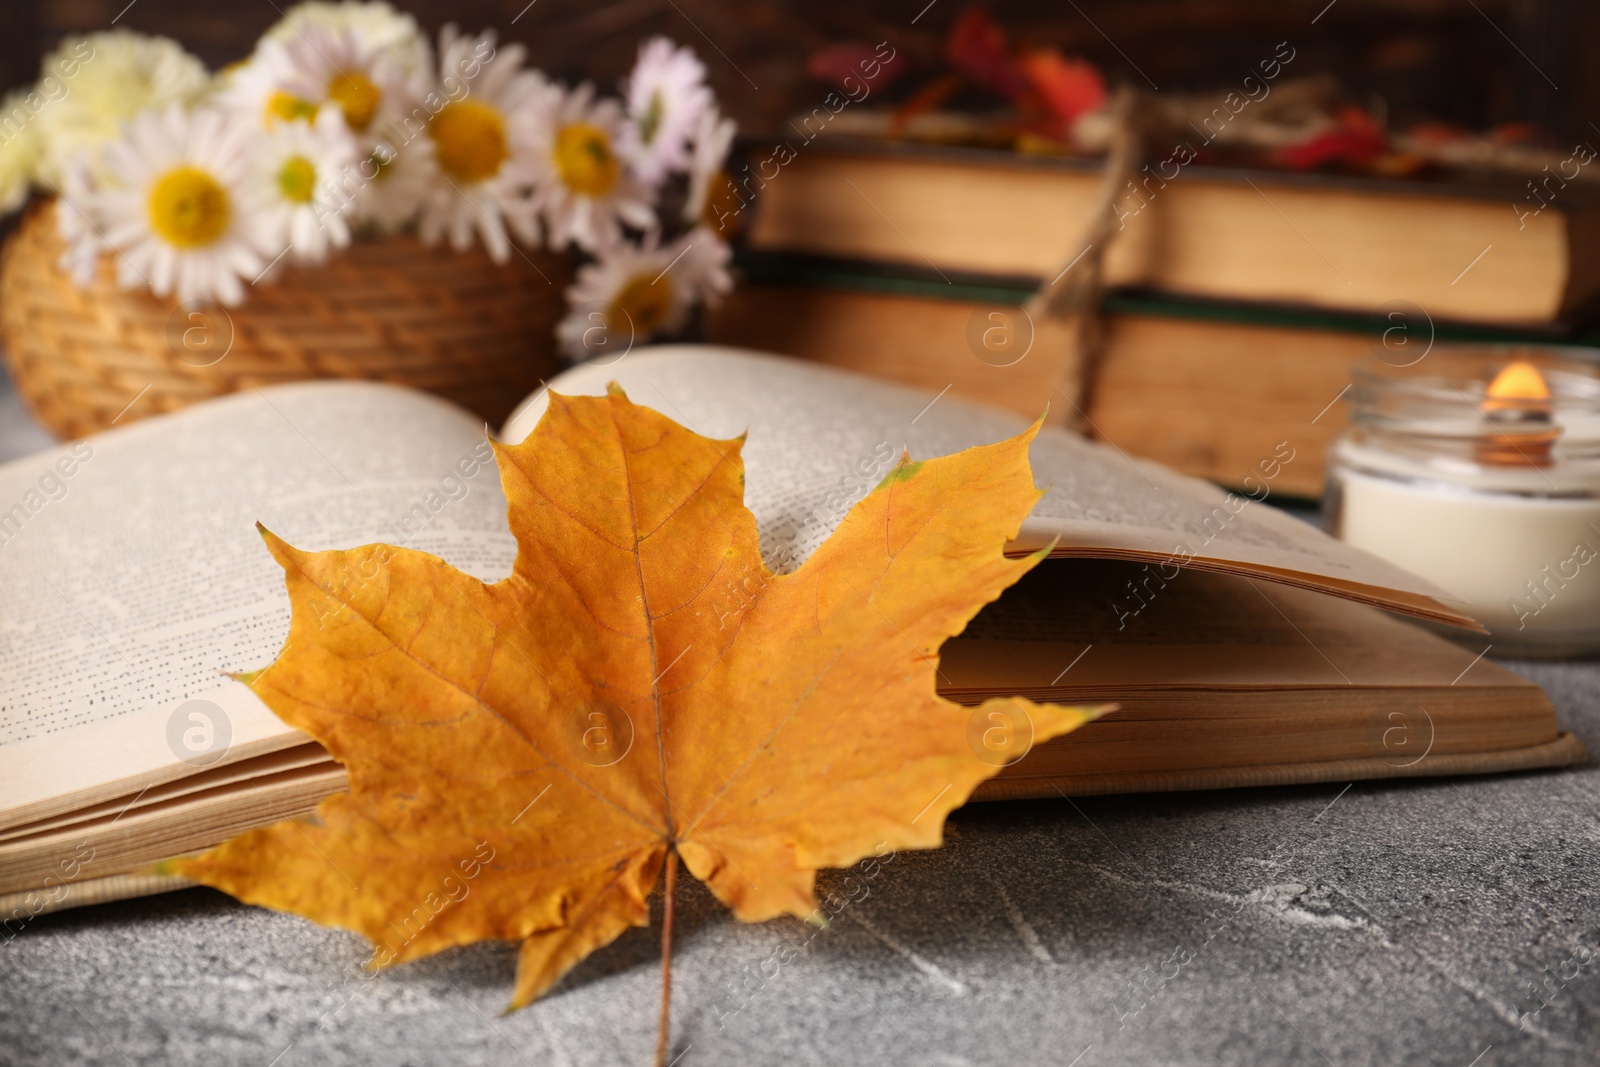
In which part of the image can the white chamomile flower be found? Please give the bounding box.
[530,82,655,253]
[246,108,360,264]
[88,106,267,306]
[264,1,427,58]
[556,230,727,358]
[683,105,736,229]
[416,27,547,261]
[673,227,734,307]
[215,44,320,130]
[618,37,712,186]
[270,22,432,141]
[0,91,44,213]
[351,136,436,232]
[55,155,104,286]
[33,31,209,185]
[558,241,682,360]
[217,19,432,235]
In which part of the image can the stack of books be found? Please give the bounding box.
[708,138,1600,498]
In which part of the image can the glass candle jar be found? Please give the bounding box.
[1325,346,1600,657]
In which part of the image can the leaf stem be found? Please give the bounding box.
[656,848,679,1067]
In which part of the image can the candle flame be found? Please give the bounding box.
[1477,359,1557,466]
[1484,360,1551,407]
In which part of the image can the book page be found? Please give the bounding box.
[502,346,1472,626]
[0,382,516,828]
[941,561,1558,782]
[939,560,1524,695]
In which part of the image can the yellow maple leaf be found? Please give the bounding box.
[176,386,1102,1041]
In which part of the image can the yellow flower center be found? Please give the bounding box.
[266,90,318,125]
[555,123,619,198]
[608,273,673,337]
[326,70,381,132]
[430,101,509,183]
[637,90,664,145]
[277,155,318,204]
[147,166,231,249]
[369,148,396,182]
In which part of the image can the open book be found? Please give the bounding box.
[0,346,1583,917]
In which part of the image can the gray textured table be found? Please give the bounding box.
[5,670,1598,1066]
[3,375,1598,1067]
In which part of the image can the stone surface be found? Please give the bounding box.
[2,655,1595,1067]
[0,373,54,461]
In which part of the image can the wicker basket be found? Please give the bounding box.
[0,199,572,439]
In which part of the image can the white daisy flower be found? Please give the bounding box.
[530,82,655,253]
[214,44,320,130]
[416,27,547,261]
[217,29,431,233]
[86,106,268,306]
[558,241,682,360]
[55,155,104,286]
[246,108,360,264]
[0,90,44,213]
[683,105,737,229]
[673,227,734,307]
[285,25,430,139]
[350,136,436,232]
[33,31,209,185]
[619,37,713,187]
[264,1,427,58]
[556,229,730,358]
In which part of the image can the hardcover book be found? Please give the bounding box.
[734,137,1600,327]
[707,260,1591,498]
[0,347,1582,918]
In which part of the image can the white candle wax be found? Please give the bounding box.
[1329,351,1600,655]
[1332,435,1600,650]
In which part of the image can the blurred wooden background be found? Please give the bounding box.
[2,0,1598,144]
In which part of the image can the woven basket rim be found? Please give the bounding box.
[0,197,570,439]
